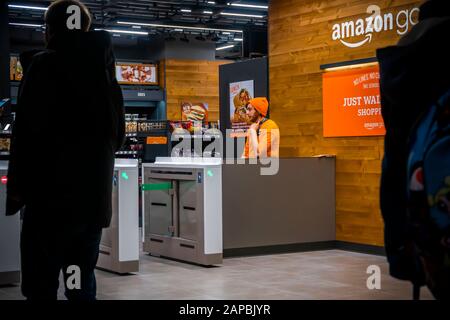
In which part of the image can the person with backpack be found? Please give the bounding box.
[377,0,450,299]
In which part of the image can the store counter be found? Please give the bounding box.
[141,156,335,261]
[222,157,336,253]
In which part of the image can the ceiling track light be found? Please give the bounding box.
[117,21,243,34]
[9,22,44,28]
[180,34,190,43]
[216,44,235,51]
[165,32,176,41]
[229,3,269,10]
[8,4,47,11]
[211,34,221,42]
[94,28,148,36]
[195,34,206,41]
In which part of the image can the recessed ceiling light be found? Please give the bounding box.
[216,44,235,51]
[180,9,191,13]
[95,28,148,36]
[221,12,265,18]
[9,22,43,27]
[117,21,243,33]
[229,3,268,10]
[234,38,243,41]
[8,4,47,11]
[204,10,213,14]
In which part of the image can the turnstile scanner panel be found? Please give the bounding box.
[99,171,119,254]
[145,178,173,237]
[97,159,140,274]
[0,161,21,285]
[179,180,199,242]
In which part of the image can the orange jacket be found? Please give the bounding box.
[243,119,280,158]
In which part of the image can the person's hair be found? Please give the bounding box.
[419,0,450,21]
[45,0,91,38]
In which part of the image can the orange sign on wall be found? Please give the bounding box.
[146,136,167,145]
[323,65,386,137]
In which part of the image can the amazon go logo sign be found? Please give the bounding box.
[332,5,420,48]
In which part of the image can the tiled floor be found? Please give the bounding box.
[0,249,434,300]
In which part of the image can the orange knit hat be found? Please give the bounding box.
[249,97,269,117]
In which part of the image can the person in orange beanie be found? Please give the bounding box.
[242,97,280,158]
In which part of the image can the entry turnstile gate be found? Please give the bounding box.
[142,158,222,266]
[97,159,140,274]
[0,160,20,285]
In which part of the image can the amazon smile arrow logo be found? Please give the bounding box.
[331,5,419,49]
[340,34,372,48]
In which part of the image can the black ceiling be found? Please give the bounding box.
[7,0,268,40]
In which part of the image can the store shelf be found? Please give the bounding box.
[126,132,167,138]
[125,133,138,137]
[116,151,138,155]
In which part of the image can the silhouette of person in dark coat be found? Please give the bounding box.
[6,0,125,300]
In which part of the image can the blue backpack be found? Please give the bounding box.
[407,89,450,299]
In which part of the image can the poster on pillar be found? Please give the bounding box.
[9,56,23,81]
[229,80,254,138]
[322,65,385,137]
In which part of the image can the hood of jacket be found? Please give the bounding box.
[46,30,116,83]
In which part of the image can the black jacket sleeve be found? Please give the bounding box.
[6,54,46,215]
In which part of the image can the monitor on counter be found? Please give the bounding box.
[116,62,158,86]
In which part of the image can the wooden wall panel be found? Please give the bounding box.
[158,59,165,89]
[269,0,423,246]
[164,59,230,121]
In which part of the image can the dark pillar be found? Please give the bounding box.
[0,2,10,99]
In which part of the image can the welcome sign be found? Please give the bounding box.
[332,4,420,48]
[323,65,385,137]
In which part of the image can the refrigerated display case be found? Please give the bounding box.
[117,116,169,162]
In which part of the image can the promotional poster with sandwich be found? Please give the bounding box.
[181,102,209,122]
